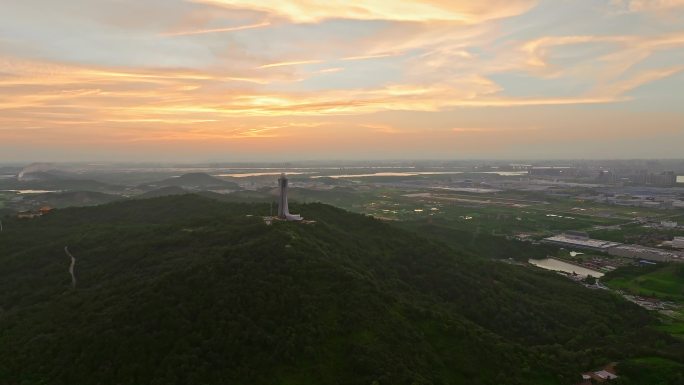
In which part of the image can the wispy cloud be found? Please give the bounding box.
[612,0,684,13]
[160,21,271,37]
[258,60,323,69]
[191,0,537,23]
[341,52,403,61]
[316,67,344,74]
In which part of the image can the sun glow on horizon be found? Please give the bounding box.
[1,0,683,161]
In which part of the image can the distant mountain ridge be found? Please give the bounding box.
[27,191,121,208]
[0,170,121,192]
[141,172,240,190]
[136,185,190,199]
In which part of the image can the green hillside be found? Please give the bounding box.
[0,195,681,385]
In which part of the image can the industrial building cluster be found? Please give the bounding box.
[543,231,684,263]
[517,165,678,188]
[584,191,684,210]
[596,170,678,187]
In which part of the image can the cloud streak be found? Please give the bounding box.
[191,0,537,23]
[161,21,271,36]
[258,60,323,69]
[613,0,684,12]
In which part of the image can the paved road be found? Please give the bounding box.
[64,246,76,289]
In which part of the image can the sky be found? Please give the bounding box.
[1,0,683,162]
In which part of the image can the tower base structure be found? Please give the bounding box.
[277,173,303,221]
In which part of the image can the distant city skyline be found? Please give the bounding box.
[1,0,683,161]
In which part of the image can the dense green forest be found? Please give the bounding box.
[395,217,560,261]
[0,195,682,384]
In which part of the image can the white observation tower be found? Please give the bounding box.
[277,173,302,221]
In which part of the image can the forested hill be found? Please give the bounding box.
[0,195,681,385]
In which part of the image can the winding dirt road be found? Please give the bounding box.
[64,246,76,289]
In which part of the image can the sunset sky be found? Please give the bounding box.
[1,0,683,161]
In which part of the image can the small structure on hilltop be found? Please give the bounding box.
[577,363,619,384]
[277,173,302,221]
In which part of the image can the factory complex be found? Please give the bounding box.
[543,232,684,262]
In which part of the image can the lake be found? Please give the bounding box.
[214,172,312,178]
[1,189,58,194]
[312,171,528,179]
[528,258,604,278]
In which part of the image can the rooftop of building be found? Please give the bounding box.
[544,235,622,249]
[611,244,684,258]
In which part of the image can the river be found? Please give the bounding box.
[312,171,528,179]
[1,189,58,194]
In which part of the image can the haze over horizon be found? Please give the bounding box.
[1,0,684,161]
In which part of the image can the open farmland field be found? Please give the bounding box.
[604,264,684,301]
[604,264,684,341]
[282,184,684,239]
[589,223,684,244]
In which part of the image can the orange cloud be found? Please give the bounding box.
[2,47,679,143]
[191,0,537,23]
